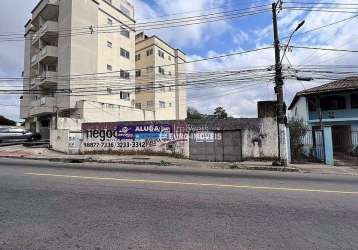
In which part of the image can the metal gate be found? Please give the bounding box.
[189,130,242,162]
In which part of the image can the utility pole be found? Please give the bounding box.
[272,1,288,166]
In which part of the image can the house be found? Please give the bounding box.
[288,77,358,158]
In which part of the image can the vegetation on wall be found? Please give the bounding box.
[288,118,309,162]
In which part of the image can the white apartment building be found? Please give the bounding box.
[135,32,187,120]
[20,0,186,139]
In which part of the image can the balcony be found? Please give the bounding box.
[32,0,59,21]
[39,71,57,87]
[39,21,58,42]
[29,96,56,116]
[38,45,58,64]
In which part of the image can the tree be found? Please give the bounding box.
[213,107,228,119]
[187,107,203,120]
[288,118,309,161]
[0,115,16,126]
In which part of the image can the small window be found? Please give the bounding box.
[107,88,112,94]
[120,91,130,100]
[351,93,358,108]
[169,103,172,107]
[120,70,130,79]
[107,18,113,26]
[158,67,165,75]
[135,103,142,109]
[168,56,171,61]
[135,54,141,61]
[159,101,166,108]
[168,71,171,76]
[158,50,164,58]
[147,101,154,108]
[107,64,112,71]
[135,70,141,77]
[120,27,130,38]
[120,4,131,16]
[308,97,317,112]
[146,48,153,56]
[107,41,112,48]
[120,48,130,59]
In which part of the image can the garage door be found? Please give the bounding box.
[189,130,242,162]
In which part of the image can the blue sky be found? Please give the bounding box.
[1,0,358,121]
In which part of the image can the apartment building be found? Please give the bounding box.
[135,32,187,120]
[20,0,187,139]
[21,0,136,138]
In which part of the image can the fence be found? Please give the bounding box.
[290,129,325,163]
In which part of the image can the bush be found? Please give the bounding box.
[289,119,309,161]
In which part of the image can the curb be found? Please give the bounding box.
[0,155,300,173]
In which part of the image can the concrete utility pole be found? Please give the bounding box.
[272,1,288,166]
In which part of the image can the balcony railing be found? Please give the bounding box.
[39,21,58,40]
[32,32,39,44]
[29,96,56,116]
[38,45,58,63]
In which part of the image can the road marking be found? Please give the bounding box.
[25,172,358,195]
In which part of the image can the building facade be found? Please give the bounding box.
[135,32,187,120]
[20,0,186,139]
[289,77,358,157]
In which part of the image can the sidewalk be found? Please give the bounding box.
[1,145,358,176]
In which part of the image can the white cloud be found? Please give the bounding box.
[132,0,232,48]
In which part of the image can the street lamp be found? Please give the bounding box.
[280,20,305,64]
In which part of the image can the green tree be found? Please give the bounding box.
[187,107,203,120]
[213,107,228,119]
[288,118,309,161]
[0,115,16,126]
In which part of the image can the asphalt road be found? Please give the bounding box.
[1,159,358,250]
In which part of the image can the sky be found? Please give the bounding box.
[1,0,358,121]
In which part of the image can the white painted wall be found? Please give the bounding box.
[290,96,309,123]
[50,129,69,154]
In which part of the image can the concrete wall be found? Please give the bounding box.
[81,120,189,157]
[289,96,309,122]
[50,129,70,154]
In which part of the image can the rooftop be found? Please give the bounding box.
[288,76,358,110]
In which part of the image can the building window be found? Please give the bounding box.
[147,101,154,108]
[120,70,130,79]
[158,50,164,58]
[120,91,130,100]
[135,54,141,61]
[107,64,112,71]
[159,101,166,108]
[308,97,317,112]
[320,95,346,111]
[168,55,171,61]
[168,71,172,76]
[120,48,130,59]
[146,48,153,56]
[158,67,165,75]
[120,27,130,38]
[107,88,112,94]
[107,18,113,26]
[169,103,172,107]
[135,103,142,109]
[120,4,131,16]
[135,70,141,77]
[107,41,112,48]
[351,93,358,108]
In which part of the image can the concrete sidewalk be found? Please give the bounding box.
[0,145,358,176]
